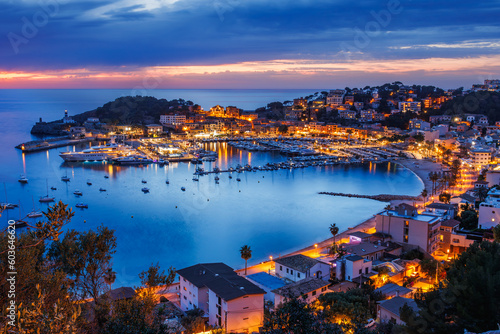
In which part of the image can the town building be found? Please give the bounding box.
[469,147,492,168]
[409,118,431,131]
[177,263,265,333]
[160,114,186,126]
[398,102,421,113]
[478,188,500,229]
[326,89,345,107]
[272,277,330,306]
[335,255,373,282]
[273,254,331,282]
[377,296,419,325]
[375,204,442,254]
[146,124,163,135]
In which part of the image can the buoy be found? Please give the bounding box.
[239,190,241,192]
[207,199,209,201]
[84,220,87,223]
[131,216,133,218]
[175,206,177,208]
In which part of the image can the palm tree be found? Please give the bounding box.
[421,189,428,207]
[329,223,339,253]
[240,245,252,275]
[429,172,439,195]
[104,268,116,292]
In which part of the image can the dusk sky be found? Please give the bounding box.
[1,0,500,89]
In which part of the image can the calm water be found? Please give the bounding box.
[0,89,424,287]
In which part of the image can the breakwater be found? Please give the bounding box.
[318,192,420,202]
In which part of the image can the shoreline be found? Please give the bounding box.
[240,158,444,275]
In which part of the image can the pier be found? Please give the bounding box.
[15,137,104,153]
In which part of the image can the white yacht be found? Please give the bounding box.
[59,143,130,162]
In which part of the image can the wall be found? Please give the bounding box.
[275,263,306,282]
[179,275,199,312]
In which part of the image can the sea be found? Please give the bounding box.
[0,89,424,286]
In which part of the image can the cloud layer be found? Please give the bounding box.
[1,0,499,87]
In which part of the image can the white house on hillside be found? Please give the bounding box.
[273,254,331,282]
[177,263,265,333]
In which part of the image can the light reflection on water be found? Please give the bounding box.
[1,142,422,286]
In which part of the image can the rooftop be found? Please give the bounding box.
[103,287,135,301]
[343,242,387,257]
[271,277,330,297]
[441,219,461,228]
[177,263,265,301]
[274,254,320,273]
[374,283,412,298]
[347,231,371,239]
[379,210,441,223]
[378,296,419,317]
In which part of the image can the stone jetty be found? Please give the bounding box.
[319,192,420,202]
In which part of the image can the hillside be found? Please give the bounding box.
[433,91,500,123]
[72,96,194,125]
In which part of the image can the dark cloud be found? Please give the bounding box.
[0,0,499,71]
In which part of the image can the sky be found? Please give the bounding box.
[1,0,499,89]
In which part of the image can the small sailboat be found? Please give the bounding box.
[75,203,88,208]
[192,177,199,181]
[27,211,43,218]
[236,178,241,182]
[28,196,43,218]
[214,176,220,181]
[104,175,109,179]
[61,171,70,182]
[74,190,83,196]
[142,179,147,184]
[39,180,55,203]
[181,187,186,191]
[99,188,106,192]
[18,174,28,183]
[166,180,170,185]
[229,175,233,179]
[50,186,57,190]
[86,180,92,186]
[141,187,150,193]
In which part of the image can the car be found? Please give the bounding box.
[365,318,376,328]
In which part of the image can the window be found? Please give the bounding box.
[405,220,409,227]
[280,265,282,271]
[312,291,317,296]
[453,238,460,243]
[321,287,327,292]
[183,296,187,300]
[286,268,289,273]
[291,270,293,275]
[365,268,369,274]
[404,235,409,243]
[297,273,300,278]
[183,287,187,291]
[359,269,362,274]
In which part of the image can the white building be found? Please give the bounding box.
[326,89,345,107]
[273,254,331,282]
[398,102,421,113]
[335,255,373,282]
[272,277,330,306]
[177,263,265,333]
[478,188,500,229]
[469,147,491,168]
[160,114,186,126]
